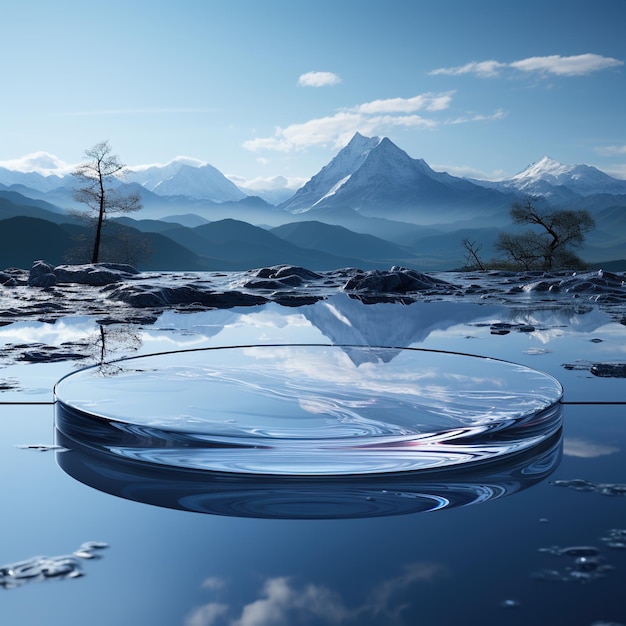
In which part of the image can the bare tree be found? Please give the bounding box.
[495,196,595,270]
[72,141,142,263]
[462,238,486,271]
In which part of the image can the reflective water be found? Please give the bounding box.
[1,282,625,625]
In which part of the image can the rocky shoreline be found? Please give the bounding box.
[1,260,625,325]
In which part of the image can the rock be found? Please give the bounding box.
[590,363,626,378]
[252,265,322,281]
[52,263,138,285]
[0,272,17,287]
[243,279,290,290]
[343,267,454,294]
[28,260,56,287]
[27,261,138,287]
[107,284,268,309]
[29,273,58,288]
[19,348,90,363]
[271,265,322,281]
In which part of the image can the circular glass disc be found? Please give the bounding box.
[54,345,563,475]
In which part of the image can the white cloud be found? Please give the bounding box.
[429,60,507,78]
[603,164,626,180]
[243,92,457,153]
[369,562,446,607]
[594,144,626,157]
[201,576,227,591]
[447,108,507,125]
[185,602,229,626]
[434,163,508,181]
[231,576,349,626]
[0,151,73,175]
[563,437,620,458]
[430,53,623,78]
[185,562,447,626]
[354,92,454,114]
[510,53,622,76]
[227,174,306,193]
[298,71,342,87]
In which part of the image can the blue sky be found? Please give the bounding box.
[1,0,624,194]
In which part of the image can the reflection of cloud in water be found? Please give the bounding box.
[186,563,447,626]
[563,437,620,458]
[240,345,543,425]
[507,307,616,345]
[0,317,98,346]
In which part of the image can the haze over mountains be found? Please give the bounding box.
[1,133,625,271]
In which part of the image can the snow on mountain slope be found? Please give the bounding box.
[281,132,382,212]
[479,156,626,198]
[281,133,512,222]
[126,158,246,202]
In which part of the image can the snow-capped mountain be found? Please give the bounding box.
[280,132,513,223]
[0,167,70,193]
[474,156,626,199]
[281,133,382,212]
[1,138,625,220]
[125,158,247,202]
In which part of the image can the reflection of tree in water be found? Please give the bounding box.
[84,324,142,375]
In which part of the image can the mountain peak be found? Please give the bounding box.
[489,154,626,198]
[341,132,382,157]
[280,133,383,212]
[513,156,570,181]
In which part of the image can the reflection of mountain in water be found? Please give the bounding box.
[143,295,617,366]
[301,295,504,364]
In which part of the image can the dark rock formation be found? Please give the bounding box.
[343,267,455,294]
[27,260,139,287]
[107,283,268,309]
[590,363,626,378]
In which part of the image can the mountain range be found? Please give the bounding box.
[0,133,625,271]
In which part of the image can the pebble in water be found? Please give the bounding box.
[539,545,600,557]
[499,599,521,609]
[550,479,626,497]
[534,545,614,584]
[16,444,64,452]
[599,529,626,550]
[0,542,108,589]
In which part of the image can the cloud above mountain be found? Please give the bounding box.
[0,151,73,175]
[429,53,623,78]
[243,92,485,153]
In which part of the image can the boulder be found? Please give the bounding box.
[343,267,454,294]
[251,265,322,281]
[52,263,138,285]
[27,261,139,287]
[28,260,56,287]
[0,271,17,287]
[107,284,268,309]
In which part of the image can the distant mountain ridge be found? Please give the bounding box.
[124,158,247,202]
[0,186,624,271]
[472,155,626,202]
[1,133,625,269]
[0,134,624,212]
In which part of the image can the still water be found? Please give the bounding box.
[1,294,625,625]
